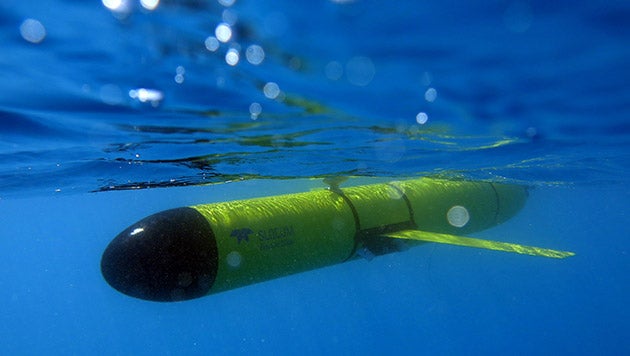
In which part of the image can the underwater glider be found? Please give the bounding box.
[101,177,574,302]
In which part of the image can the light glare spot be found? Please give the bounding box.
[218,0,236,6]
[416,112,428,124]
[387,185,403,200]
[245,45,265,65]
[140,0,160,10]
[175,66,185,83]
[226,251,242,268]
[249,102,262,120]
[215,23,232,43]
[222,9,238,25]
[102,0,131,15]
[129,88,164,106]
[526,126,538,138]
[346,56,375,86]
[325,61,343,80]
[263,82,280,99]
[102,0,123,10]
[205,36,220,52]
[447,206,470,228]
[288,57,302,71]
[421,72,432,86]
[424,87,437,102]
[130,228,144,236]
[19,19,46,44]
[225,48,240,66]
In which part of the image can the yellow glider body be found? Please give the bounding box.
[101,178,573,302]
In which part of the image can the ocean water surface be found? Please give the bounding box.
[0,0,628,354]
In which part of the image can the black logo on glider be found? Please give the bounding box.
[230,228,253,244]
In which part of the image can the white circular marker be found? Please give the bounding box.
[447,205,470,228]
[226,251,242,268]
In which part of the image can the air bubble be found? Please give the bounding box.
[129,88,164,106]
[246,45,265,65]
[19,19,46,44]
[325,61,343,81]
[218,0,236,7]
[174,66,185,84]
[346,56,375,86]
[249,102,262,120]
[225,48,239,66]
[215,23,232,43]
[205,36,220,52]
[416,112,428,125]
[263,82,280,99]
[226,251,242,268]
[140,0,160,10]
[447,206,470,228]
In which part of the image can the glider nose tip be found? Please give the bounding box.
[100,207,218,302]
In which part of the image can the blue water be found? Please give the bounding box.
[1,0,628,354]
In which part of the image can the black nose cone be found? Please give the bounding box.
[101,207,218,302]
